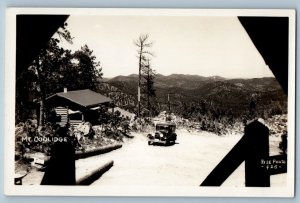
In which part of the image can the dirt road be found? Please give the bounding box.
[22,129,285,187]
[77,129,284,187]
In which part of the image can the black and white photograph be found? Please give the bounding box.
[4,8,295,196]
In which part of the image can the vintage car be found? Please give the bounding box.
[147,122,177,146]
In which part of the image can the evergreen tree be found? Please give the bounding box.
[16,24,103,125]
[72,45,102,91]
[141,59,156,117]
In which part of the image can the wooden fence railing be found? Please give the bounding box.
[200,120,287,187]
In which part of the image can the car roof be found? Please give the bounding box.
[156,122,176,126]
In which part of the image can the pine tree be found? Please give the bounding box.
[141,59,156,117]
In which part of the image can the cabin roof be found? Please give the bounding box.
[46,89,112,108]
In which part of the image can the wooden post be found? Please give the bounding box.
[200,120,270,187]
[244,120,270,186]
[41,127,76,185]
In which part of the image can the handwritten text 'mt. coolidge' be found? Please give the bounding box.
[21,136,68,143]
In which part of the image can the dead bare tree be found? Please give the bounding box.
[134,34,154,118]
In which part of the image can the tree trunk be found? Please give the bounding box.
[35,56,46,126]
[138,45,143,118]
[147,67,150,117]
[39,100,44,126]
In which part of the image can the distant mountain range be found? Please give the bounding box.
[99,74,287,117]
[107,74,227,89]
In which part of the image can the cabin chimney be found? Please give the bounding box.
[64,88,67,93]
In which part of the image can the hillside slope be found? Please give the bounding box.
[100,74,286,118]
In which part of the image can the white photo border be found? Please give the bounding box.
[4,8,296,197]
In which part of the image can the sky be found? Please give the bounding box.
[58,15,274,78]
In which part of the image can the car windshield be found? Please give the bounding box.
[156,125,169,131]
[156,124,176,132]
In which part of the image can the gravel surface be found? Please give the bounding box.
[90,129,285,187]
